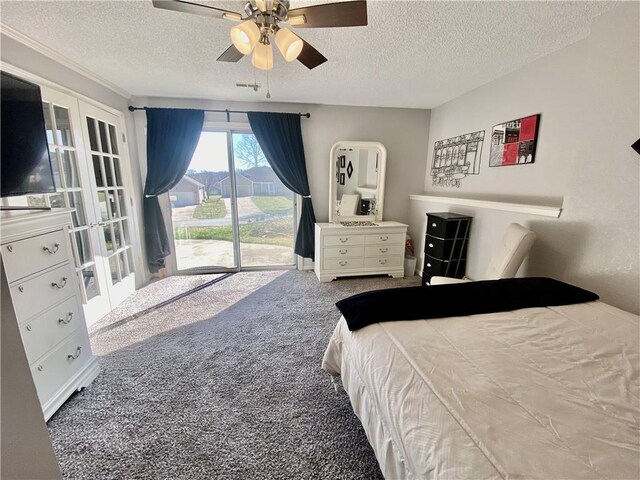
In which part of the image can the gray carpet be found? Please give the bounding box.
[48,270,420,479]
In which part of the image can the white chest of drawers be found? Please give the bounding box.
[314,221,408,282]
[0,209,99,421]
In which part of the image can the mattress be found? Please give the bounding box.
[322,301,640,479]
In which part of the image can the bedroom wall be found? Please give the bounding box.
[411,3,640,313]
[131,97,430,269]
[0,34,148,286]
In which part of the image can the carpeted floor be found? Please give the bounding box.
[48,270,420,479]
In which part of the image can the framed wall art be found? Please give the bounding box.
[430,130,485,187]
[489,114,541,167]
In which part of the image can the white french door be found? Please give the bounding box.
[40,85,135,325]
[78,102,136,311]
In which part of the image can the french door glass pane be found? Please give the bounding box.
[50,149,62,189]
[117,190,126,216]
[68,192,86,227]
[98,121,109,153]
[232,133,295,267]
[109,124,119,155]
[75,229,92,265]
[61,150,80,188]
[104,225,115,253]
[171,131,236,270]
[92,154,104,187]
[87,117,98,151]
[113,158,123,186]
[49,193,65,208]
[42,103,54,143]
[81,266,99,301]
[108,255,120,284]
[113,221,123,248]
[54,106,73,146]
[104,157,114,186]
[97,191,109,221]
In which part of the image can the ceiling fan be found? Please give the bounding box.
[152,0,368,70]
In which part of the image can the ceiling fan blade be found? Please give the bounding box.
[297,40,328,70]
[288,0,367,28]
[152,0,240,20]
[217,45,244,63]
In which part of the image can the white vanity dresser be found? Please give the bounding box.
[315,141,407,282]
[1,209,99,420]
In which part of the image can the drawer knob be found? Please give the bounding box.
[67,346,82,360]
[42,243,60,254]
[380,247,388,253]
[339,237,348,243]
[432,223,437,227]
[426,263,432,267]
[26,324,32,331]
[380,236,388,241]
[339,249,347,255]
[339,261,348,266]
[51,277,68,289]
[379,259,387,265]
[18,285,24,293]
[428,243,434,248]
[37,365,43,372]
[6,244,13,253]
[58,312,74,325]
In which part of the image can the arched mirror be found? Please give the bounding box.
[329,141,386,223]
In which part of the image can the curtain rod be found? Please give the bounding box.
[128,106,311,118]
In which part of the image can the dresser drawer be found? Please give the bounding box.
[324,257,364,270]
[365,244,404,257]
[324,234,364,247]
[324,246,364,259]
[423,254,466,279]
[2,229,69,283]
[426,214,471,239]
[365,233,404,245]
[364,256,403,269]
[31,329,91,406]
[10,263,76,322]
[424,235,468,260]
[20,296,82,365]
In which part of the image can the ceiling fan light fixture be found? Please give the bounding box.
[230,20,260,55]
[252,42,274,70]
[275,28,303,62]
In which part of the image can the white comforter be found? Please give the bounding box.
[322,301,640,479]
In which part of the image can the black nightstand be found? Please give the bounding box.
[422,212,472,286]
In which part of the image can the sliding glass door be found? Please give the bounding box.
[171,129,295,272]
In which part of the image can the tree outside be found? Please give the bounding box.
[233,134,268,169]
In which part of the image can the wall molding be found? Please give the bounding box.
[1,23,132,100]
[409,194,562,218]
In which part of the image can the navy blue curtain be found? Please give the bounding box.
[247,112,316,259]
[143,108,204,272]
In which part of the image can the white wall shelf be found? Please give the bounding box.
[409,194,562,218]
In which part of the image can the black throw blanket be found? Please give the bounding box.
[336,277,599,331]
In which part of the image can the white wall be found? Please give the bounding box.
[0,34,149,286]
[412,3,639,313]
[132,97,430,269]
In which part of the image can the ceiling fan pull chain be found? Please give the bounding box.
[266,69,271,99]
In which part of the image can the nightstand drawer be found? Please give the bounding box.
[364,256,403,269]
[423,255,466,279]
[324,235,364,247]
[324,246,364,258]
[10,263,76,322]
[20,296,82,365]
[2,229,69,283]
[365,245,404,257]
[365,233,404,245]
[31,329,90,405]
[324,258,364,270]
[424,235,467,260]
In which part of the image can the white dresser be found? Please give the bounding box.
[0,209,99,421]
[314,221,408,282]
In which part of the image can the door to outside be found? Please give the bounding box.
[171,130,295,272]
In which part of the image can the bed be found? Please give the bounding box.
[322,279,640,479]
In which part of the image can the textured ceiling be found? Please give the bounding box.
[0,1,615,108]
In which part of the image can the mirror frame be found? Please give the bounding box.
[328,141,387,223]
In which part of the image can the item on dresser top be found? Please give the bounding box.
[0,209,99,421]
[335,277,598,331]
[422,212,472,286]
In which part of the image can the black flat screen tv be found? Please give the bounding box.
[1,71,55,197]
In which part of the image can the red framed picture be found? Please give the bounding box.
[489,114,540,167]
